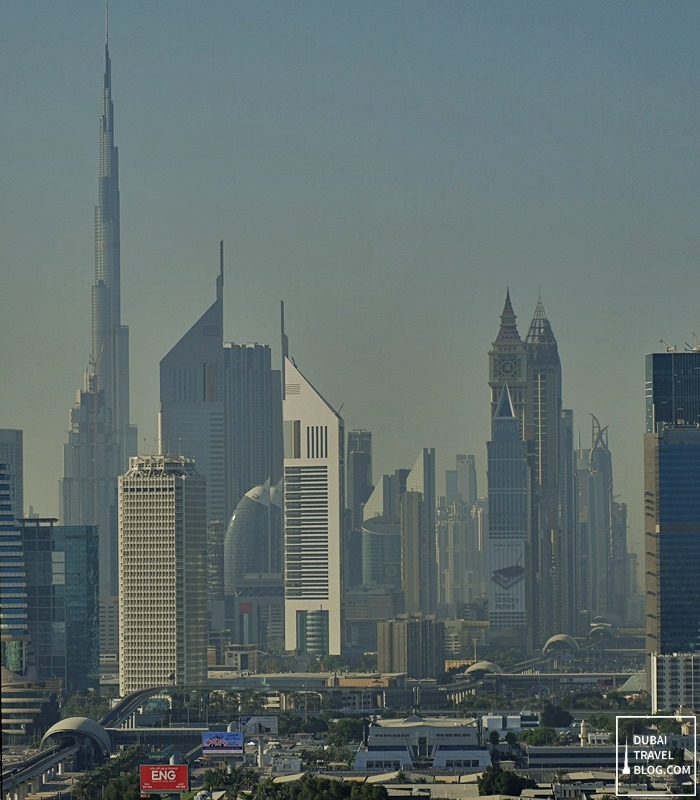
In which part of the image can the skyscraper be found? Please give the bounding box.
[282,318,345,656]
[160,243,282,526]
[224,480,284,650]
[645,349,700,663]
[60,24,137,642]
[18,518,99,693]
[487,385,530,647]
[525,297,563,639]
[489,291,529,436]
[160,246,225,525]
[118,455,207,694]
[0,430,23,518]
[0,463,30,676]
[404,448,437,615]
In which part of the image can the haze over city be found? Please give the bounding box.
[3,0,700,558]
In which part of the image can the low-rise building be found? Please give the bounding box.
[353,714,490,771]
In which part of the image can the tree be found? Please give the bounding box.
[519,727,557,746]
[504,730,518,753]
[102,774,142,800]
[62,690,110,721]
[477,764,537,797]
[329,717,365,746]
[541,702,573,728]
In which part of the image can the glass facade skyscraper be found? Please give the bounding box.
[645,351,700,660]
[18,519,99,693]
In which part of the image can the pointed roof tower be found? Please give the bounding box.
[495,289,523,344]
[525,294,557,345]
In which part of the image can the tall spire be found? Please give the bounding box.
[495,288,522,344]
[526,295,557,345]
[61,13,137,625]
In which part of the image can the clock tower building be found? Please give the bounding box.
[489,290,529,439]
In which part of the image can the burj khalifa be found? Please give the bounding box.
[60,17,137,657]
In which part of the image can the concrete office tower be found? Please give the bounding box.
[224,480,284,650]
[487,385,530,648]
[0,430,23,518]
[377,614,445,679]
[645,350,700,664]
[160,244,282,527]
[160,247,225,525]
[404,448,437,615]
[446,454,477,507]
[18,518,99,693]
[61,26,137,639]
[282,339,345,656]
[118,456,207,694]
[0,464,30,675]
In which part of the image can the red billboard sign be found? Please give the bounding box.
[139,764,189,792]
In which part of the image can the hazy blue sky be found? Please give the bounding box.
[2,2,699,556]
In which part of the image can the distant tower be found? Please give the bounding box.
[525,296,563,641]
[60,20,137,653]
[118,455,207,694]
[0,430,23,518]
[487,385,530,648]
[282,311,345,656]
[402,448,437,615]
[346,430,373,589]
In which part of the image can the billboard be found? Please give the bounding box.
[489,540,526,623]
[202,731,244,755]
[139,765,189,792]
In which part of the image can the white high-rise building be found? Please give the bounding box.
[118,455,207,694]
[283,354,345,656]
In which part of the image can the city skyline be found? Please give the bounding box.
[3,2,700,557]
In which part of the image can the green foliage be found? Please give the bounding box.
[62,690,110,721]
[477,764,537,796]
[656,719,682,735]
[541,702,573,728]
[101,774,142,800]
[518,727,557,746]
[329,716,365,745]
[71,745,149,799]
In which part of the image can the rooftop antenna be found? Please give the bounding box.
[216,240,224,300]
[105,0,109,47]
[659,338,677,353]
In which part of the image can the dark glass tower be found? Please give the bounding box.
[645,350,700,658]
[60,24,137,651]
[18,518,99,693]
[487,385,530,647]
